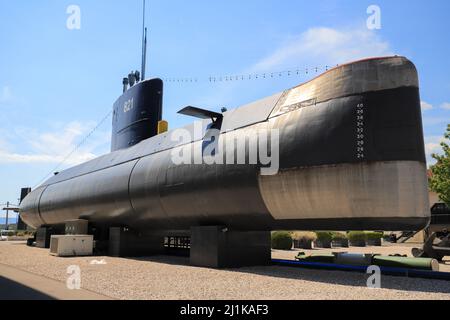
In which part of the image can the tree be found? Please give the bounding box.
[429,124,450,207]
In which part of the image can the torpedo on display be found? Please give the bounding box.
[19,56,430,266]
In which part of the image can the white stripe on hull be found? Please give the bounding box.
[258,161,429,221]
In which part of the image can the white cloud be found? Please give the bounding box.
[421,101,433,111]
[440,102,450,110]
[0,121,110,166]
[0,86,13,104]
[251,27,392,72]
[425,136,445,165]
[0,213,18,220]
[199,25,394,110]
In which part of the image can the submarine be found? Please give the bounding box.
[19,56,430,267]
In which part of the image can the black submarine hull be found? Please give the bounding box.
[20,56,429,232]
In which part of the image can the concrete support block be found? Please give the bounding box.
[190,226,271,268]
[108,227,164,257]
[36,227,61,248]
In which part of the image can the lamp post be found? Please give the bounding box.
[2,202,19,230]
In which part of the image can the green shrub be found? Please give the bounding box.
[331,232,347,240]
[315,231,333,242]
[366,231,384,240]
[292,231,317,242]
[271,231,293,250]
[347,231,367,242]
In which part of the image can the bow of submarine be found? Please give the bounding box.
[259,56,430,231]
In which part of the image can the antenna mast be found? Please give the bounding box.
[141,0,147,80]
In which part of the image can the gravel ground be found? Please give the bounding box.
[0,241,449,300]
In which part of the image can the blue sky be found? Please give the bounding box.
[0,0,449,218]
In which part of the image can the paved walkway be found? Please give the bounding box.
[0,263,112,300]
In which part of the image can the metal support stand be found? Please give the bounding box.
[190,226,271,268]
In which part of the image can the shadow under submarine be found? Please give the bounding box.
[20,56,430,246]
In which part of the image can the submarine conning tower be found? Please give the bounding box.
[111,75,163,152]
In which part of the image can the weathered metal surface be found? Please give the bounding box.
[270,56,419,118]
[220,92,282,132]
[38,161,139,226]
[20,56,430,232]
[19,186,47,228]
[111,78,163,151]
[258,161,429,221]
